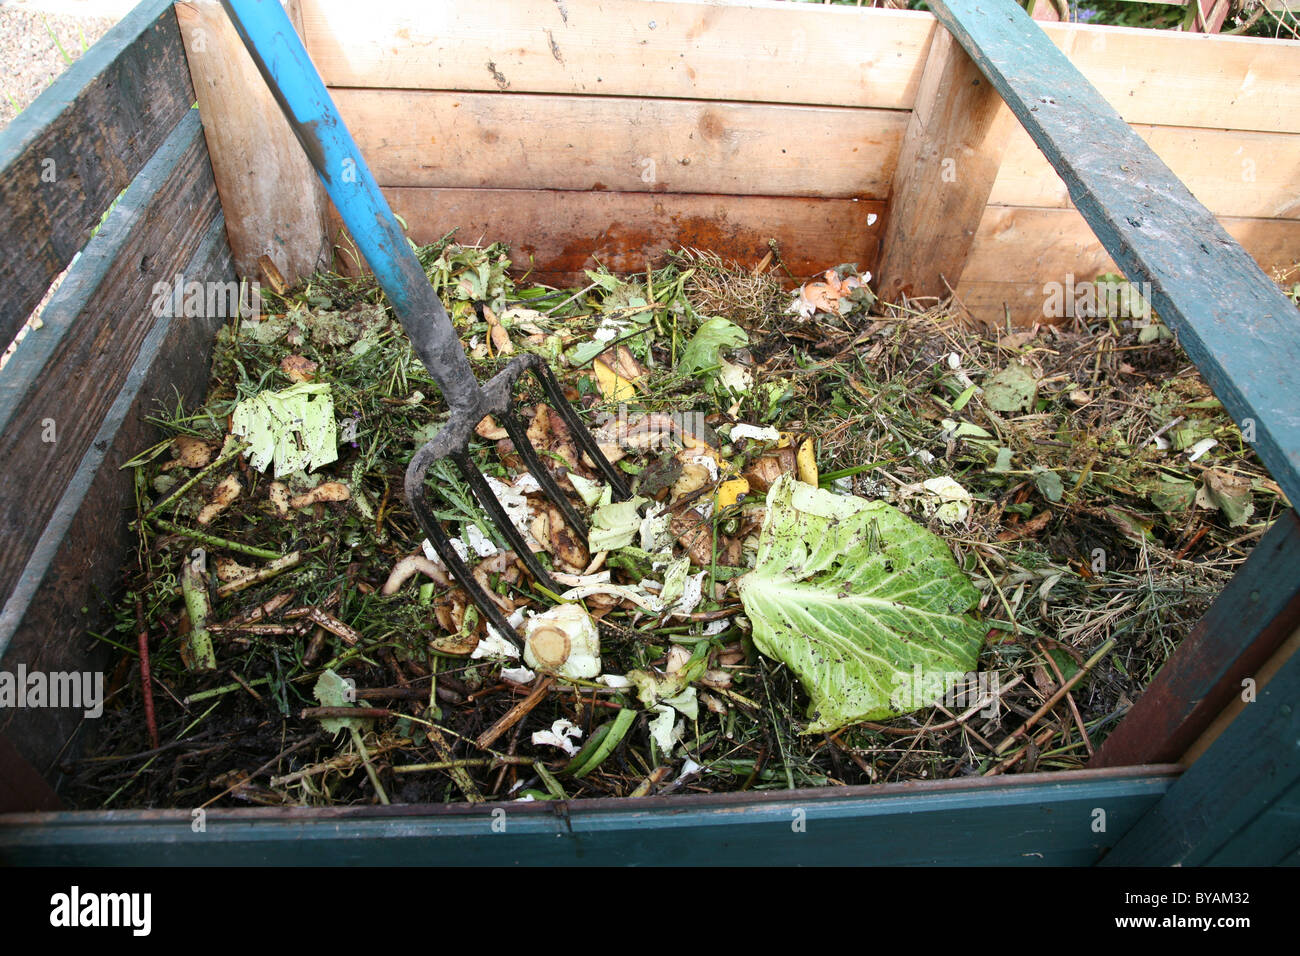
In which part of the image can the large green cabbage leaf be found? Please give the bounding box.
[737,476,984,732]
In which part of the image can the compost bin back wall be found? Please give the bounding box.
[0,0,234,796]
[295,0,1300,323]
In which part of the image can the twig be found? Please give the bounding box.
[134,596,159,750]
[994,639,1116,755]
[394,756,536,773]
[215,551,302,598]
[1038,640,1093,756]
[476,676,555,750]
[152,517,284,561]
[200,732,324,809]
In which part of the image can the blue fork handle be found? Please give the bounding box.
[220,0,480,414]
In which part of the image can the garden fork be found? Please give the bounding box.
[221,0,630,644]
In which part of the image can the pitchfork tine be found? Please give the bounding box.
[529,365,631,498]
[499,411,590,539]
[412,480,522,644]
[452,452,561,593]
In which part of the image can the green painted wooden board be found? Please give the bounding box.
[0,767,1177,866]
[928,0,1300,509]
[1105,651,1300,865]
[0,0,194,345]
[0,213,232,783]
[0,110,221,662]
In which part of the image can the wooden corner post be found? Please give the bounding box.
[874,27,1013,304]
[175,0,329,286]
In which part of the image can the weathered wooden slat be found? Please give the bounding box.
[1039,22,1300,135]
[955,208,1300,324]
[335,89,905,200]
[0,765,1178,864]
[930,0,1300,508]
[299,0,937,108]
[299,2,1300,133]
[176,0,329,283]
[1103,648,1300,865]
[874,27,1013,303]
[333,188,886,288]
[991,123,1300,221]
[0,0,195,346]
[1091,512,1300,769]
[0,214,232,785]
[0,111,221,646]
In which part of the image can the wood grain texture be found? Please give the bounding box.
[0,111,221,637]
[991,122,1300,220]
[176,0,330,283]
[954,207,1300,326]
[0,215,232,786]
[932,0,1300,508]
[298,2,1300,133]
[1037,20,1300,135]
[299,0,936,108]
[332,187,886,287]
[0,0,195,346]
[1091,513,1300,770]
[875,28,1014,303]
[335,89,906,199]
[0,765,1179,864]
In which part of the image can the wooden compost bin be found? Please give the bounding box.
[1,0,1298,865]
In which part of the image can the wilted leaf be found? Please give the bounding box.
[1147,477,1196,514]
[313,669,368,733]
[1032,466,1064,503]
[984,363,1038,413]
[231,383,338,478]
[737,476,984,732]
[1197,468,1254,527]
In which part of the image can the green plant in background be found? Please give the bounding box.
[788,0,1297,36]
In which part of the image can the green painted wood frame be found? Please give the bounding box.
[1,0,1298,864]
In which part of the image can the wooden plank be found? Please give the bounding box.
[0,214,232,784]
[1037,21,1300,135]
[1103,648,1300,865]
[0,0,195,346]
[875,28,1014,302]
[176,0,330,283]
[0,111,222,645]
[0,734,61,814]
[298,2,1300,133]
[335,89,906,200]
[299,0,937,108]
[0,765,1179,864]
[1204,776,1300,865]
[1092,512,1300,768]
[954,208,1300,326]
[991,123,1300,221]
[1180,624,1300,764]
[930,0,1300,507]
[333,187,886,288]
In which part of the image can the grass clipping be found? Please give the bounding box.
[740,475,984,732]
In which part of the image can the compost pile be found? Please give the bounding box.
[66,239,1291,809]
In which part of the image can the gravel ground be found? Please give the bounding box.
[0,3,120,130]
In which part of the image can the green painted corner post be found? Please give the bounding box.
[1103,645,1300,865]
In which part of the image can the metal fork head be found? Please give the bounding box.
[403,353,630,647]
